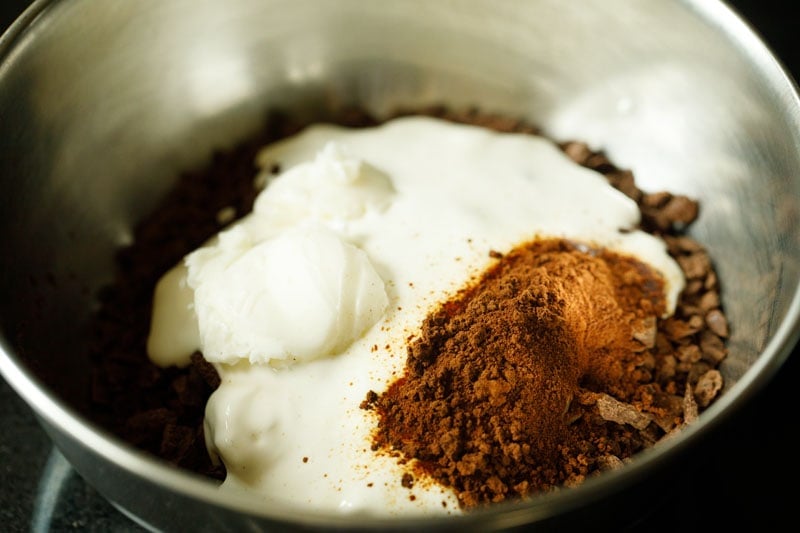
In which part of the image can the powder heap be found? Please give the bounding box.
[364,238,669,508]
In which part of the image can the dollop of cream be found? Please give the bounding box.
[254,141,395,228]
[204,363,290,483]
[147,141,393,368]
[187,225,388,365]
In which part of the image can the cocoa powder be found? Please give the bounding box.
[363,238,671,508]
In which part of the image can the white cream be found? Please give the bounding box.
[186,224,389,366]
[147,116,685,516]
[254,141,396,228]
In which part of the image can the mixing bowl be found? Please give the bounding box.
[1,0,799,531]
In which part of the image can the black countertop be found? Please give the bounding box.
[1,1,797,532]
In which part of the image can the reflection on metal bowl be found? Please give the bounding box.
[1,1,799,531]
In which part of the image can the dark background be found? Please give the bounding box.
[1,1,797,531]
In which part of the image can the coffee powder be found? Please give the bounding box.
[363,239,670,508]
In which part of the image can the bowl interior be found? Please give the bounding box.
[1,0,799,530]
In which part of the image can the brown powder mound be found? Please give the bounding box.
[364,239,668,508]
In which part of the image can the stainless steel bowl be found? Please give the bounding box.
[1,0,799,531]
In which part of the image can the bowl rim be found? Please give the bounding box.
[1,0,799,529]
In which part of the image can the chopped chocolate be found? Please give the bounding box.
[595,393,654,431]
[694,369,724,408]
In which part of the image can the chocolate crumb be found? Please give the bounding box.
[595,394,653,431]
[360,390,379,410]
[694,369,724,407]
[596,455,625,471]
[705,309,730,338]
[683,385,699,424]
